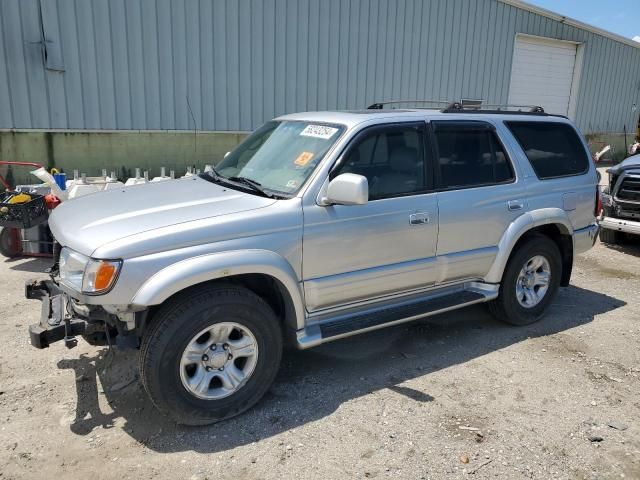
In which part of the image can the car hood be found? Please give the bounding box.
[607,154,640,174]
[49,176,276,256]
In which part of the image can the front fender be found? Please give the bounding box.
[484,208,573,284]
[132,249,305,329]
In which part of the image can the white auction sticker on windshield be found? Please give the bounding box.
[300,124,339,140]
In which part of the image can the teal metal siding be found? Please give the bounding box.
[0,0,639,133]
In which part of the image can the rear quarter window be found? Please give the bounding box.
[505,121,590,179]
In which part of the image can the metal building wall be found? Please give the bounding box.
[1,0,639,134]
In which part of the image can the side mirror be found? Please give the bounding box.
[323,173,368,205]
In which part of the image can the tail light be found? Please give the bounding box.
[595,186,603,217]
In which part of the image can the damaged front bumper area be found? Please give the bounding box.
[26,280,87,349]
[26,279,145,349]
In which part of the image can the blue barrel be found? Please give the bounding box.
[53,173,67,191]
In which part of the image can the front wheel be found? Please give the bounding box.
[489,234,562,326]
[139,284,282,425]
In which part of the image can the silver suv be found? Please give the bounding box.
[27,103,599,425]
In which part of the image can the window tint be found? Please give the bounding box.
[334,126,426,200]
[506,121,589,179]
[433,123,514,189]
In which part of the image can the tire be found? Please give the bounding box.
[489,234,562,326]
[139,284,282,426]
[599,227,620,245]
[0,227,22,258]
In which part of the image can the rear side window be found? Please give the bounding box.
[432,122,514,189]
[506,121,590,179]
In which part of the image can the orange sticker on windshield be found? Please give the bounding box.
[294,151,314,166]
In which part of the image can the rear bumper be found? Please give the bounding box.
[26,280,86,349]
[599,216,640,236]
[573,223,599,255]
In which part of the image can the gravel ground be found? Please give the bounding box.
[1,238,639,480]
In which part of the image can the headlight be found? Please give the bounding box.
[59,248,88,291]
[59,247,122,294]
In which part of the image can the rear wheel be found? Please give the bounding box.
[139,284,282,425]
[599,227,620,245]
[489,234,562,326]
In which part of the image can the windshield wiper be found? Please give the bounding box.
[201,170,288,199]
[226,176,275,198]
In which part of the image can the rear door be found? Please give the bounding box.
[504,120,595,230]
[431,120,525,283]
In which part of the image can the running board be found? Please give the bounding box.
[296,284,496,348]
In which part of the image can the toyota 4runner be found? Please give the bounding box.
[26,102,599,425]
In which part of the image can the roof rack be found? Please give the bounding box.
[367,99,546,115]
[442,102,545,114]
[367,100,449,110]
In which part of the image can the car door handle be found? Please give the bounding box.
[507,200,524,211]
[409,213,430,225]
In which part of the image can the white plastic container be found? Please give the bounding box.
[124,168,148,186]
[66,170,80,190]
[83,169,111,190]
[151,167,171,182]
[103,171,125,190]
[68,173,101,199]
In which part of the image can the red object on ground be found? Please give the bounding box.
[44,194,61,209]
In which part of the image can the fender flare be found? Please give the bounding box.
[132,249,305,330]
[484,208,573,284]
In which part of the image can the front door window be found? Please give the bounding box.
[332,125,427,200]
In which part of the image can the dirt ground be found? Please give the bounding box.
[1,238,639,479]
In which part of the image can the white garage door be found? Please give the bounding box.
[508,35,578,116]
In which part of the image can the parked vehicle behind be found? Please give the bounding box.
[599,154,640,244]
[26,102,599,425]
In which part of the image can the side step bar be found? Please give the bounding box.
[296,284,496,348]
[320,290,484,338]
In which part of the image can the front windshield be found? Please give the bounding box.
[215,120,345,196]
